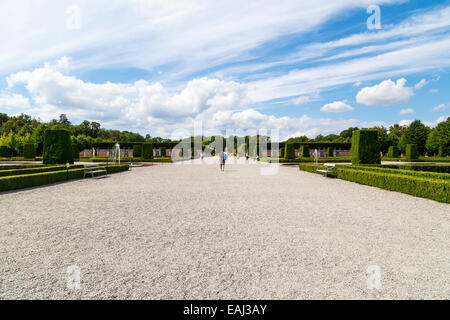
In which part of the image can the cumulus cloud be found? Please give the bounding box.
[320,101,354,113]
[356,78,414,106]
[399,119,413,126]
[398,108,414,115]
[5,61,368,139]
[0,93,30,109]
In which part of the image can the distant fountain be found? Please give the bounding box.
[314,149,318,164]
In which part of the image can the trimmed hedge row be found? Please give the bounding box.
[380,164,450,173]
[0,165,84,177]
[299,164,323,173]
[0,165,129,192]
[338,165,450,180]
[0,164,44,171]
[336,167,449,203]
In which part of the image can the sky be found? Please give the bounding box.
[0,0,449,140]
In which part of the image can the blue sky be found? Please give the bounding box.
[0,0,449,139]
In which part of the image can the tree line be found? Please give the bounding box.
[0,113,448,157]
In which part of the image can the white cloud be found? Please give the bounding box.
[432,103,446,112]
[353,81,363,87]
[356,78,414,106]
[429,89,439,94]
[291,96,310,105]
[399,119,413,126]
[398,108,414,115]
[0,93,31,112]
[414,78,427,90]
[320,101,354,113]
[0,0,408,76]
[4,60,380,139]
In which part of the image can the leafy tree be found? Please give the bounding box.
[426,117,450,156]
[340,127,359,142]
[397,120,430,155]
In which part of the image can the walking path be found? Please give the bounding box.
[0,160,448,299]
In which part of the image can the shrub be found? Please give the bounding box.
[388,146,399,158]
[327,147,334,157]
[299,164,322,174]
[0,165,129,192]
[23,143,36,159]
[72,141,79,161]
[133,144,142,158]
[0,146,10,157]
[142,143,154,160]
[336,167,449,203]
[0,164,84,177]
[284,143,295,160]
[160,147,167,157]
[438,146,445,157]
[381,164,450,173]
[338,165,450,180]
[300,145,310,158]
[280,148,284,158]
[351,129,380,165]
[405,144,419,161]
[42,129,73,164]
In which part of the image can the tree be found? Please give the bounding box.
[59,114,71,126]
[397,120,430,155]
[340,127,359,142]
[387,124,407,148]
[371,126,389,153]
[426,117,450,156]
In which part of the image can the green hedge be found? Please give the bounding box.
[160,147,167,157]
[299,164,323,173]
[133,144,142,158]
[72,142,80,161]
[284,143,295,160]
[0,164,44,171]
[338,165,450,180]
[0,146,10,157]
[43,129,74,164]
[0,165,129,192]
[405,144,419,161]
[0,164,84,177]
[142,143,154,160]
[300,145,310,158]
[351,129,380,164]
[327,147,334,157]
[388,146,399,158]
[23,143,36,159]
[336,167,449,203]
[380,164,450,173]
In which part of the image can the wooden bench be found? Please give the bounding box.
[84,166,108,178]
[316,166,335,177]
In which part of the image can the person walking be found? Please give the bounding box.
[219,151,227,171]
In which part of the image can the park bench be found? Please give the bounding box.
[316,165,336,177]
[83,165,108,178]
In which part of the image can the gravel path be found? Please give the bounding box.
[0,160,449,299]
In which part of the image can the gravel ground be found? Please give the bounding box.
[0,159,449,299]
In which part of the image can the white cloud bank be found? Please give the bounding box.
[4,61,374,139]
[356,78,414,106]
